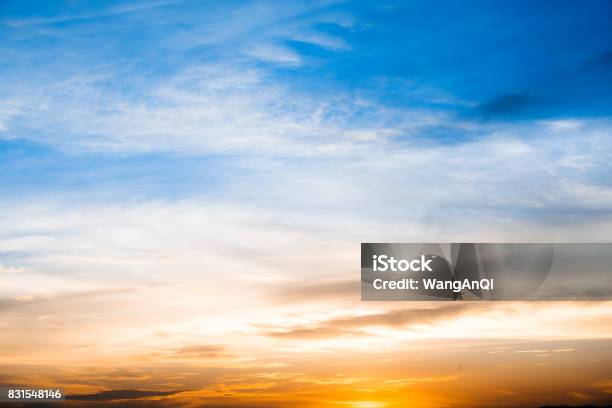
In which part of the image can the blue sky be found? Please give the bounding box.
[3,1,612,115]
[1,0,611,219]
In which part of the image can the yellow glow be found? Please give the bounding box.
[347,401,386,408]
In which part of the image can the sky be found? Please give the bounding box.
[0,1,611,407]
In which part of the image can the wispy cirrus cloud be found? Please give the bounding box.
[0,63,448,154]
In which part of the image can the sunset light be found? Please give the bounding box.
[1,1,611,407]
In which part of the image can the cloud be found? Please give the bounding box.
[0,1,179,28]
[474,48,612,121]
[171,345,229,358]
[479,93,534,117]
[0,264,24,276]
[270,280,359,303]
[0,99,21,132]
[67,389,182,401]
[0,63,447,155]
[262,304,488,339]
[142,344,234,361]
[245,44,302,65]
[584,50,612,73]
[0,0,453,156]
[0,287,136,313]
[290,32,350,50]
[0,1,365,155]
[260,302,612,343]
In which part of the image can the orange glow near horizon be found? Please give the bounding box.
[1,297,611,407]
[1,205,611,408]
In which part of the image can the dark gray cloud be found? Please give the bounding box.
[475,49,612,120]
[262,304,489,339]
[67,389,182,401]
[479,93,535,117]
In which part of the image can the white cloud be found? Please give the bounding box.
[0,264,25,276]
[1,63,453,154]
[0,1,368,153]
[0,197,610,363]
[562,182,612,207]
[0,99,22,133]
[291,32,350,50]
[245,44,302,65]
[0,1,178,28]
